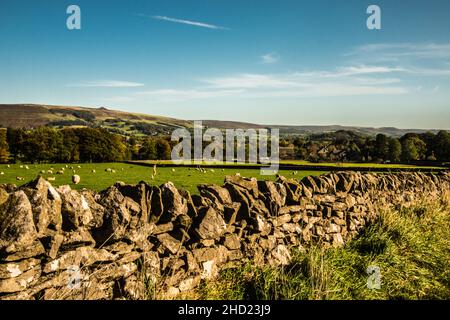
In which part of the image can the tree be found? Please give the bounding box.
[388,138,402,163]
[6,128,25,162]
[401,138,419,162]
[375,134,389,161]
[140,138,158,160]
[156,138,171,160]
[60,129,80,162]
[21,127,63,163]
[434,131,450,161]
[0,128,9,163]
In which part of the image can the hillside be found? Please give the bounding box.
[0,104,191,136]
[0,104,444,137]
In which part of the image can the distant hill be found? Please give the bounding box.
[0,104,191,136]
[0,104,445,137]
[202,121,444,137]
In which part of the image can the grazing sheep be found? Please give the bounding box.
[171,168,176,172]
[40,170,46,174]
[47,177,56,181]
[105,168,112,173]
[19,165,23,169]
[92,169,96,173]
[72,175,81,185]
[47,170,53,174]
[25,165,29,170]
[0,172,4,175]
[111,169,116,173]
[57,170,64,175]
[16,176,24,181]
[210,169,215,173]
[7,164,10,168]
[77,165,81,169]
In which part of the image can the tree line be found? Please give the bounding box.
[0,127,173,164]
[286,130,450,163]
[0,127,449,164]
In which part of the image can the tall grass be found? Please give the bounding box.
[196,197,450,300]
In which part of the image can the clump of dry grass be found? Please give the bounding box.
[193,199,450,300]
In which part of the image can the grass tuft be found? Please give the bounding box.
[194,200,450,300]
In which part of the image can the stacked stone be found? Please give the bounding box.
[0,171,449,300]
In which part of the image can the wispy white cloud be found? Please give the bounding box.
[405,67,450,76]
[139,65,409,102]
[432,85,440,93]
[68,80,145,88]
[136,89,243,102]
[260,52,280,64]
[140,14,229,30]
[202,66,404,90]
[100,96,135,103]
[348,43,450,60]
[203,74,302,89]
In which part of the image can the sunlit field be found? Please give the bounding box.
[0,163,325,194]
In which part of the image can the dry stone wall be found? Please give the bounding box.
[1,171,449,300]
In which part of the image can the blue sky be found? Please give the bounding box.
[1,0,450,129]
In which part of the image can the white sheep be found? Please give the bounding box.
[16,176,24,181]
[25,165,29,170]
[0,172,4,175]
[19,165,23,169]
[92,169,96,173]
[47,170,53,174]
[57,170,64,175]
[47,177,56,181]
[7,164,10,168]
[72,175,81,185]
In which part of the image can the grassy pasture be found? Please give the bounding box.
[133,159,443,170]
[280,160,443,169]
[0,163,324,194]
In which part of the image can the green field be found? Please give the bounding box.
[0,163,325,194]
[280,160,442,169]
[133,159,443,170]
